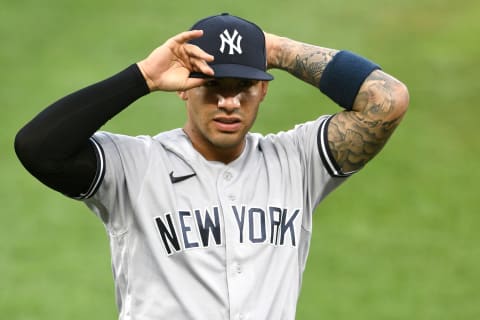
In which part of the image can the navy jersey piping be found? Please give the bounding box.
[317,115,354,177]
[73,136,106,199]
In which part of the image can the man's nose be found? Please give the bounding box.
[217,93,241,111]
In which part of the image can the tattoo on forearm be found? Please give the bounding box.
[280,42,337,86]
[292,51,328,85]
[328,71,406,172]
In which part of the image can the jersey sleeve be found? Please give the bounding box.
[82,131,154,234]
[281,115,354,210]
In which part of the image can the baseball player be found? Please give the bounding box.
[15,13,409,320]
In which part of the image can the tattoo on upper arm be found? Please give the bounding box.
[328,71,406,172]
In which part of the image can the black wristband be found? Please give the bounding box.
[319,50,381,110]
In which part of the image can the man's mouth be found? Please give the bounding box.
[213,117,242,132]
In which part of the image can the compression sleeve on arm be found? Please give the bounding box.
[14,64,150,198]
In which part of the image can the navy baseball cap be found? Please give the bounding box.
[189,13,274,81]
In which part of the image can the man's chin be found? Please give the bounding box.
[210,133,245,150]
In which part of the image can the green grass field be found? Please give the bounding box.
[1,0,479,319]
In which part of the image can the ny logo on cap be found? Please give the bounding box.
[219,29,243,55]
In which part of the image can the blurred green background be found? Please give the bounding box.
[1,0,479,319]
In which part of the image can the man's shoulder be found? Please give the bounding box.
[92,128,186,146]
[152,128,191,148]
[252,115,330,143]
[93,130,153,142]
[153,128,184,140]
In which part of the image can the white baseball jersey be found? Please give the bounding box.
[82,114,351,320]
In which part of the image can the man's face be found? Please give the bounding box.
[179,78,269,162]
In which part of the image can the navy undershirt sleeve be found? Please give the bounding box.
[14,64,150,197]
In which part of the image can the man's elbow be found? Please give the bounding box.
[14,127,32,166]
[14,126,45,174]
[392,81,410,119]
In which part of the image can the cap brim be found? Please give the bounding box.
[190,64,274,81]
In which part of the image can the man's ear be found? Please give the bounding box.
[259,81,269,102]
[177,91,188,100]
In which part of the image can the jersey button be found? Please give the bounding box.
[228,194,236,201]
[232,262,242,274]
[223,171,233,181]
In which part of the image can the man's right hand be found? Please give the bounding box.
[137,30,215,92]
